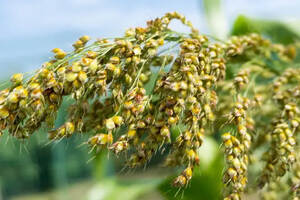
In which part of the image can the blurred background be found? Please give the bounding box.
[0,0,300,199]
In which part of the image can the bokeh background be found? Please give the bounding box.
[0,0,300,199]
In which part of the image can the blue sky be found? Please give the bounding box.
[0,0,299,77]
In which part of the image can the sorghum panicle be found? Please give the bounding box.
[0,12,297,200]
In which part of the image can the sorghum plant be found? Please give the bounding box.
[0,12,299,199]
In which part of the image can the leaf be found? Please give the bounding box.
[202,0,229,39]
[88,178,162,200]
[231,15,300,44]
[92,150,115,181]
[158,137,224,200]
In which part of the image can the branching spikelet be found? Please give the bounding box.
[222,72,255,199]
[0,12,298,199]
[260,68,300,188]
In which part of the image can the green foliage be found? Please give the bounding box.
[0,97,91,198]
[231,15,300,44]
[202,0,228,39]
[158,138,223,200]
[89,177,162,200]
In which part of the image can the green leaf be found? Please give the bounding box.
[231,15,300,44]
[202,0,229,39]
[88,178,162,200]
[92,150,115,181]
[158,137,224,200]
